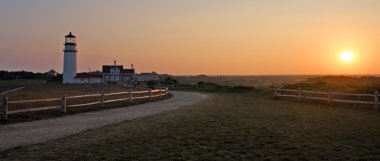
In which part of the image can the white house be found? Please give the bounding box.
[73,73,103,84]
[103,61,136,86]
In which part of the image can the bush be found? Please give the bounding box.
[196,81,255,93]
[282,76,380,93]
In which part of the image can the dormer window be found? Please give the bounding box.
[110,67,120,74]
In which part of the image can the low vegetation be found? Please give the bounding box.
[1,89,380,160]
[1,76,380,160]
[173,75,311,87]
[283,76,380,93]
[195,81,256,93]
[1,81,129,100]
[0,79,42,93]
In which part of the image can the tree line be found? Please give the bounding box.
[0,70,62,81]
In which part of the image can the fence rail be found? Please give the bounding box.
[1,88,169,120]
[8,98,62,104]
[67,94,101,99]
[275,88,379,109]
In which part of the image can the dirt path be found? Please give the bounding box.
[0,91,207,151]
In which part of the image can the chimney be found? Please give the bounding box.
[131,64,134,69]
[114,60,116,66]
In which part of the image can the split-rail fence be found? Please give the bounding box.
[275,88,379,110]
[1,88,169,120]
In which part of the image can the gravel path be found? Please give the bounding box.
[0,91,207,151]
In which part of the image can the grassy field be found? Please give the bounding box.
[0,80,131,100]
[283,76,380,93]
[0,79,42,93]
[173,75,312,87]
[1,89,379,160]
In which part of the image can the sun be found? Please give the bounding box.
[340,51,355,63]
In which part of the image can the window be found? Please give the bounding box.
[111,76,114,81]
[105,76,109,81]
[124,77,129,81]
[115,76,119,81]
[115,68,120,74]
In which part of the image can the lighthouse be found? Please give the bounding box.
[63,32,78,84]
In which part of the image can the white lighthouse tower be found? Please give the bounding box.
[63,32,78,84]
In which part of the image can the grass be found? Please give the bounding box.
[283,76,380,94]
[1,89,380,160]
[173,75,311,87]
[279,76,380,105]
[0,79,42,93]
[1,81,132,100]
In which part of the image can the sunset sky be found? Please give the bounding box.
[1,0,380,75]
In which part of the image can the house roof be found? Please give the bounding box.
[47,69,57,73]
[102,65,135,74]
[102,65,123,73]
[123,69,135,74]
[74,73,103,78]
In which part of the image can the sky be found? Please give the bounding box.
[1,0,380,75]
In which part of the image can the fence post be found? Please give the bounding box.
[166,87,169,95]
[298,88,302,101]
[159,88,162,99]
[129,89,133,103]
[328,89,332,105]
[149,89,152,100]
[62,93,67,113]
[374,90,378,110]
[100,90,105,107]
[2,96,8,121]
[274,88,278,97]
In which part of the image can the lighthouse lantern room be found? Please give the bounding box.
[63,32,78,84]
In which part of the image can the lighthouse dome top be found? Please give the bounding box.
[65,32,76,44]
[65,32,76,38]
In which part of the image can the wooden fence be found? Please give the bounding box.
[275,88,379,110]
[1,88,169,120]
